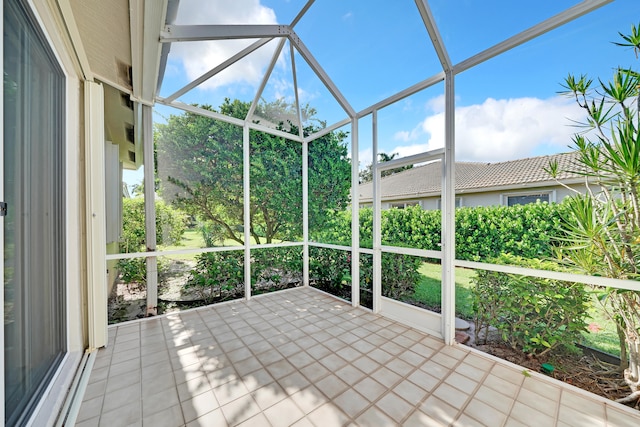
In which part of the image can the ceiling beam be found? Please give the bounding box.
[160,24,291,42]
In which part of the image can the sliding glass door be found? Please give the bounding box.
[3,0,66,424]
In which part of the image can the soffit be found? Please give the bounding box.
[70,0,133,91]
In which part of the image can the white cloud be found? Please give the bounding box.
[171,0,279,91]
[387,96,584,162]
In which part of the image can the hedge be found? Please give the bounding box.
[312,202,569,260]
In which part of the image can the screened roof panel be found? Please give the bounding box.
[251,39,302,135]
[292,0,443,112]
[428,0,585,66]
[292,48,350,134]
[161,39,285,119]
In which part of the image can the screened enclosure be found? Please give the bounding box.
[102,0,640,349]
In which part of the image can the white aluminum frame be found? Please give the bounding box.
[98,0,631,347]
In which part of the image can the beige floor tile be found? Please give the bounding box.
[446,371,479,395]
[334,364,366,385]
[606,405,640,427]
[185,407,227,427]
[299,361,330,383]
[560,390,605,418]
[290,386,327,414]
[375,392,414,423]
[315,374,349,399]
[509,401,555,426]
[78,288,638,427]
[455,361,487,382]
[74,416,100,427]
[356,406,400,426]
[482,373,520,397]
[516,387,557,414]
[403,410,446,427]
[421,361,451,380]
[236,412,271,427]
[102,383,141,414]
[142,404,184,427]
[370,366,401,388]
[251,383,287,411]
[557,402,605,427]
[393,379,428,406]
[522,375,561,400]
[265,359,296,379]
[491,365,525,386]
[464,399,507,426]
[431,351,459,369]
[181,389,220,423]
[407,369,440,393]
[177,375,212,401]
[398,349,427,368]
[351,355,380,374]
[473,384,515,414]
[420,396,459,426]
[433,382,469,410]
[263,398,306,427]
[76,396,103,423]
[99,401,141,427]
[333,388,369,417]
[307,402,349,427]
[278,371,311,394]
[213,379,251,406]
[142,386,180,417]
[221,394,262,426]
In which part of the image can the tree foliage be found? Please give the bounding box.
[359,152,413,183]
[155,99,351,244]
[549,23,640,405]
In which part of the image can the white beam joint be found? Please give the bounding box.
[161,24,291,42]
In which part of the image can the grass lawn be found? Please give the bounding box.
[413,262,476,319]
[580,294,621,357]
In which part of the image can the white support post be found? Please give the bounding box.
[143,105,157,316]
[243,124,252,299]
[84,81,108,348]
[303,140,309,286]
[372,110,382,313]
[441,71,456,345]
[351,119,360,307]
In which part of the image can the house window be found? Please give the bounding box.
[436,197,462,209]
[3,0,66,424]
[389,201,419,209]
[505,193,550,206]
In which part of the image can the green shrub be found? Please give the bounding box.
[121,197,188,252]
[309,247,352,299]
[186,251,244,303]
[315,202,569,261]
[358,252,423,301]
[116,257,169,286]
[251,246,303,288]
[472,254,590,356]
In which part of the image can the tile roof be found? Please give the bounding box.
[359,151,583,202]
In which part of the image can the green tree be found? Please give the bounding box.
[155,98,351,244]
[359,152,413,183]
[548,24,640,405]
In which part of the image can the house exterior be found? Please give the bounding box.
[358,152,588,210]
[1,0,164,425]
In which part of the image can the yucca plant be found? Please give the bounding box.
[548,23,640,406]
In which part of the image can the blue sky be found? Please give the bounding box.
[154,0,640,168]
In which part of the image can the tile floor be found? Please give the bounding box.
[75,287,640,427]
